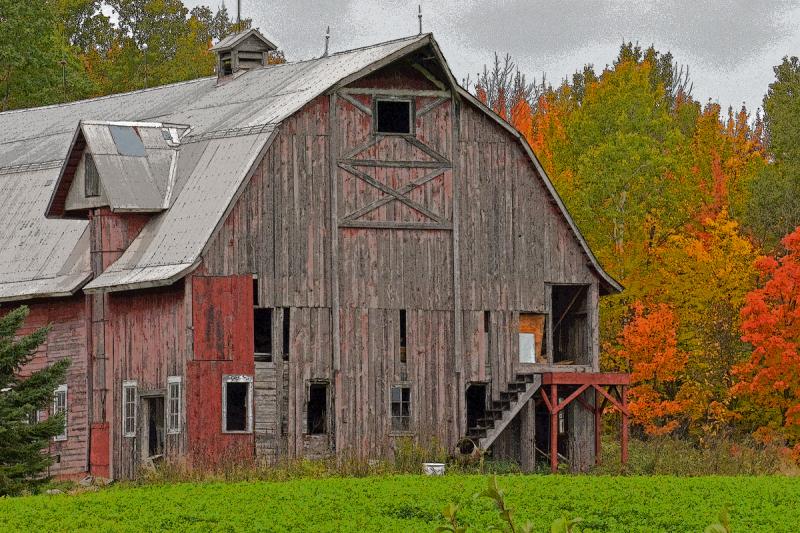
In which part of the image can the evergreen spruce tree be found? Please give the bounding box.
[0,306,69,496]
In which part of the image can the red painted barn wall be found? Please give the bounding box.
[105,282,190,480]
[5,296,90,478]
[187,275,254,466]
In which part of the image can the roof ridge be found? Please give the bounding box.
[0,34,429,118]
[0,75,215,117]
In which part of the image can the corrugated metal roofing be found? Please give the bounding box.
[0,34,430,300]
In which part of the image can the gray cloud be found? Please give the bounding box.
[185,0,800,110]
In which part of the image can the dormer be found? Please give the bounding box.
[46,121,188,219]
[210,28,278,79]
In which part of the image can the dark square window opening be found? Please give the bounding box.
[375,99,412,134]
[254,308,272,361]
[307,383,328,435]
[224,381,249,432]
[391,385,411,432]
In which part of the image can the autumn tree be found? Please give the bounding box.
[609,302,688,435]
[733,227,800,458]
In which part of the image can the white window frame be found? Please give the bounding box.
[122,380,137,438]
[222,375,253,434]
[53,384,68,441]
[167,376,182,434]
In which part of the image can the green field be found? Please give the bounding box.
[1,475,798,532]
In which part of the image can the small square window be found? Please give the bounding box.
[390,385,411,432]
[223,375,252,433]
[375,99,412,134]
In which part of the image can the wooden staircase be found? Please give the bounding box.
[466,373,542,451]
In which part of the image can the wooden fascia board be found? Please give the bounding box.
[45,125,84,219]
[456,86,623,294]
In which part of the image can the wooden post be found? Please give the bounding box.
[620,385,629,466]
[594,388,602,465]
[550,383,558,474]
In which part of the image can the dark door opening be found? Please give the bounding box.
[307,383,328,435]
[145,396,165,458]
[466,384,487,430]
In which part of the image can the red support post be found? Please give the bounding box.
[550,383,558,474]
[594,388,602,465]
[621,385,629,467]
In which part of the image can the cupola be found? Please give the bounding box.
[210,28,278,79]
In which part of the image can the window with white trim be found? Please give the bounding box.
[390,384,411,432]
[167,376,182,434]
[53,384,68,441]
[223,375,253,433]
[123,380,137,437]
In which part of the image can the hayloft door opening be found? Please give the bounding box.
[551,285,590,364]
[143,396,165,459]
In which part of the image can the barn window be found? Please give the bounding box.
[223,375,253,433]
[307,382,328,435]
[390,385,411,432]
[375,99,412,134]
[254,308,273,361]
[84,154,99,197]
[167,376,182,434]
[53,384,68,441]
[282,308,290,361]
[122,380,137,437]
[399,310,407,364]
[519,313,546,364]
[252,276,260,306]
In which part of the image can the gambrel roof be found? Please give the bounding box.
[0,33,620,301]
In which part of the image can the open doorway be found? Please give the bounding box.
[142,396,165,459]
[465,383,487,430]
[551,285,590,364]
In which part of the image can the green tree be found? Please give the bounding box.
[746,56,800,250]
[0,306,70,496]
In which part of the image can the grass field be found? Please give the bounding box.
[1,474,799,532]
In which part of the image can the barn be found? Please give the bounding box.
[0,30,628,480]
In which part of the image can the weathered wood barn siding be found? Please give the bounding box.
[186,275,254,466]
[200,98,333,460]
[106,283,189,479]
[200,55,601,463]
[3,297,90,477]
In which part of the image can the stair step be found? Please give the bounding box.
[516,373,536,383]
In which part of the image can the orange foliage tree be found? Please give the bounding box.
[734,227,800,457]
[609,302,688,435]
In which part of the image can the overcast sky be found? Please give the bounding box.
[183,0,800,112]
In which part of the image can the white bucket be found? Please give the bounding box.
[422,462,445,475]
